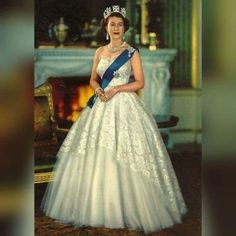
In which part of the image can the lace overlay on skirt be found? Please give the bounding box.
[57,90,186,214]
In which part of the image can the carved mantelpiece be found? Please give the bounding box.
[139,48,177,115]
[35,48,177,115]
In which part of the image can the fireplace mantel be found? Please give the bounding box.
[35,48,177,115]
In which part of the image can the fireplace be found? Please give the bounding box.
[35,48,177,116]
[48,77,94,130]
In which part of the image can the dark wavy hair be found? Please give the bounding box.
[101,12,129,35]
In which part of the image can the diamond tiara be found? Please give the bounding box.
[103,5,126,19]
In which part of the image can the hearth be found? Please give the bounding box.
[48,76,93,130]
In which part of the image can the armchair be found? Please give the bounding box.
[34,83,59,183]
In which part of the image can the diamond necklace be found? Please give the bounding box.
[107,41,126,52]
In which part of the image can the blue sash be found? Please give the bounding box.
[87,48,135,108]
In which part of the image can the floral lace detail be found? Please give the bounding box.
[57,51,187,213]
[58,93,186,213]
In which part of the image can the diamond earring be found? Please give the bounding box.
[106,33,109,41]
[123,34,125,41]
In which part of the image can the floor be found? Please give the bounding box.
[35,143,201,236]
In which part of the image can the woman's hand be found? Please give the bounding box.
[95,87,107,102]
[103,87,119,102]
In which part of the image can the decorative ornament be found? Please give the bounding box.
[113,70,121,78]
[107,41,126,52]
[103,5,126,19]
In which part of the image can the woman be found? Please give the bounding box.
[41,5,187,233]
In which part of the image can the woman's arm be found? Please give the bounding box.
[89,47,102,90]
[89,47,106,101]
[116,50,145,92]
[104,50,144,100]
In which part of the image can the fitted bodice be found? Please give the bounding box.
[96,54,132,89]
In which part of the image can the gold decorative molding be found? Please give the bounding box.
[35,172,54,184]
[34,83,57,147]
[141,0,149,45]
[35,82,54,114]
[191,0,202,88]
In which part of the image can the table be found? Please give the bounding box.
[153,115,179,144]
[153,114,179,128]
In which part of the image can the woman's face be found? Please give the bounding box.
[106,16,124,40]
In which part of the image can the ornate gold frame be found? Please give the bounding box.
[34,83,57,147]
[141,0,149,45]
[34,83,58,184]
[35,171,54,184]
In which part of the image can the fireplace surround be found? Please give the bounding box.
[35,48,177,115]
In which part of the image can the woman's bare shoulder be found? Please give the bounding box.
[124,43,139,51]
[96,46,107,54]
[94,46,107,59]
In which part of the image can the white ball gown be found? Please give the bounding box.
[41,47,187,233]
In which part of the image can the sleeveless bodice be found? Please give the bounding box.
[96,55,132,89]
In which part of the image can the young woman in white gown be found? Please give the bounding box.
[41,5,187,233]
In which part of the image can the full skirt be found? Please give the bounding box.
[41,91,187,233]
